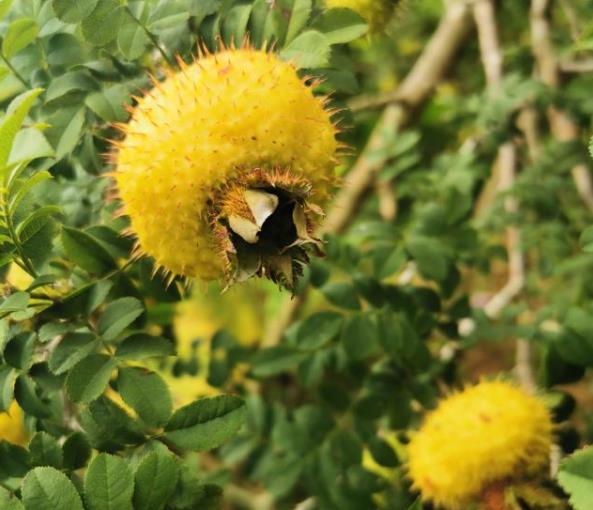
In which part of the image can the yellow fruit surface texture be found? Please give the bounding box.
[114,49,338,282]
[326,0,396,32]
[0,401,28,445]
[407,380,553,510]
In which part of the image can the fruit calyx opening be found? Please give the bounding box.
[211,170,324,291]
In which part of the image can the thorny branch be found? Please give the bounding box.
[262,0,473,347]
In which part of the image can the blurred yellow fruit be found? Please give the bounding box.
[5,264,33,290]
[0,401,28,445]
[162,374,220,408]
[326,0,397,32]
[407,380,553,510]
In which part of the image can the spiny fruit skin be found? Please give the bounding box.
[407,380,553,510]
[114,49,338,283]
[325,0,397,32]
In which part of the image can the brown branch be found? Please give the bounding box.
[262,0,473,347]
[376,179,398,221]
[558,0,581,42]
[473,0,525,318]
[473,0,534,393]
[559,58,593,73]
[324,0,472,236]
[531,0,593,213]
[481,143,525,320]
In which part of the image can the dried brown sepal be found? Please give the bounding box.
[209,167,324,291]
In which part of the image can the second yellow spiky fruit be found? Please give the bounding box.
[407,380,553,510]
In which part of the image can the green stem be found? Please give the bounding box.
[0,52,29,88]
[123,6,174,67]
[1,191,38,278]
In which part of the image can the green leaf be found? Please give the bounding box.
[84,453,134,510]
[9,129,55,163]
[21,467,84,510]
[0,486,24,510]
[117,367,172,427]
[80,396,144,450]
[61,226,117,275]
[0,319,8,353]
[0,291,29,317]
[16,206,62,244]
[29,432,63,469]
[190,0,219,17]
[133,451,179,510]
[280,30,330,69]
[406,499,424,510]
[342,313,380,361]
[0,365,15,411]
[148,1,190,33]
[51,0,99,23]
[14,375,50,418]
[373,246,406,280]
[98,297,144,341]
[251,345,308,377]
[115,334,174,360]
[321,282,361,310]
[0,441,30,479]
[262,8,286,47]
[222,4,252,45]
[167,466,222,509]
[249,0,269,47]
[2,19,39,59]
[66,353,115,403]
[0,0,13,20]
[38,322,72,343]
[164,395,246,451]
[0,89,43,168]
[85,84,130,122]
[329,429,362,467]
[4,331,35,369]
[9,171,53,212]
[297,311,343,349]
[557,446,593,510]
[45,71,98,103]
[81,0,123,46]
[48,331,98,375]
[580,225,593,253]
[285,0,312,44]
[56,107,85,159]
[311,8,368,44]
[118,11,149,60]
[406,237,449,282]
[62,432,92,471]
[368,436,400,468]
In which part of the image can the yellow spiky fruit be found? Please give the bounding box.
[325,0,398,32]
[0,401,28,445]
[114,48,339,289]
[407,380,553,510]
